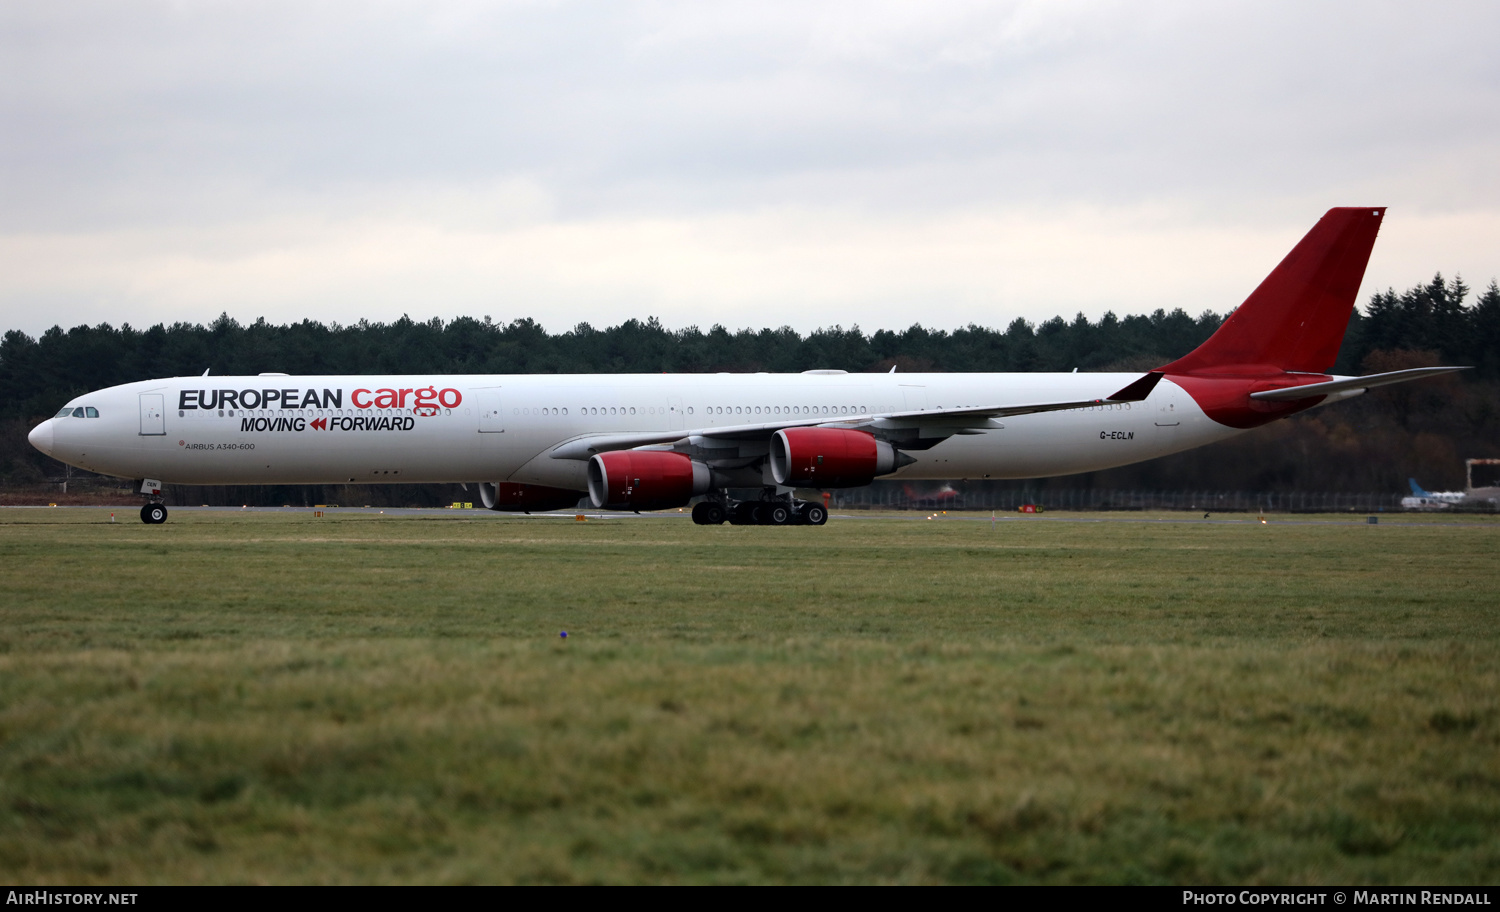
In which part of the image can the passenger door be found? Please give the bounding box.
[474,388,505,433]
[139,393,165,436]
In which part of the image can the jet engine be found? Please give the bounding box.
[588,450,710,510]
[769,427,904,487]
[478,481,586,512]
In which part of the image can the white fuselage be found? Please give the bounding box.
[35,372,1243,489]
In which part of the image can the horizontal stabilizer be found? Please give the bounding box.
[1248,366,1469,402]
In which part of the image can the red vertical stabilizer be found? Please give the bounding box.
[1157,207,1385,429]
[1158,207,1384,376]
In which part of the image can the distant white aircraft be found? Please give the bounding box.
[1401,478,1468,511]
[29,207,1467,525]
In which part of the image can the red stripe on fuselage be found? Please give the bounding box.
[1170,370,1331,429]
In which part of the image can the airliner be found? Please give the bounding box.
[27,207,1466,525]
[1400,479,1469,511]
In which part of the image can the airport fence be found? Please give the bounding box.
[830,488,1422,513]
[19,473,1492,513]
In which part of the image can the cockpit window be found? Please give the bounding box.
[84,407,99,418]
[55,407,73,418]
[72,407,86,418]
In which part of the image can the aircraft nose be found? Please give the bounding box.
[28,419,54,456]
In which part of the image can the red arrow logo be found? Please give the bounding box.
[311,418,327,431]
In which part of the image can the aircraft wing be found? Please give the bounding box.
[548,372,1163,460]
[1248,366,1468,402]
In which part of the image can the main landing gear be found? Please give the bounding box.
[691,496,828,526]
[140,502,169,524]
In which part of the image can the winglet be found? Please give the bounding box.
[1108,372,1164,402]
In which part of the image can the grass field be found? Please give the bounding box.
[1,507,1497,884]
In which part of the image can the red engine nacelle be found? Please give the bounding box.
[770,427,901,487]
[479,481,586,512]
[588,450,710,511]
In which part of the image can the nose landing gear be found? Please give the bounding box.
[140,502,169,524]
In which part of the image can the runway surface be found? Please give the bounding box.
[6,503,1496,529]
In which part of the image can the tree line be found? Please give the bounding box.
[1,274,1496,497]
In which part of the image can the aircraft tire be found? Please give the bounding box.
[768,503,792,525]
[142,503,168,524]
[728,503,755,525]
[802,503,828,526]
[692,502,727,525]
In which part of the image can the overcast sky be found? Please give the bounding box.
[2,1,1497,338]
